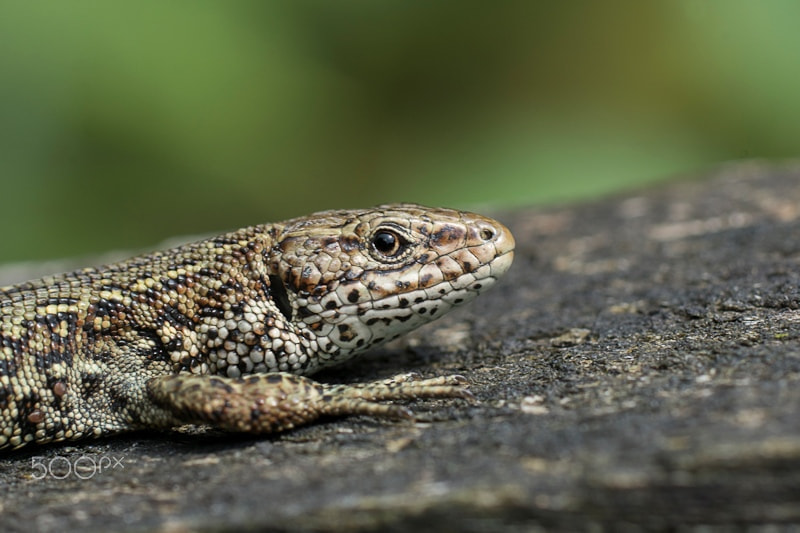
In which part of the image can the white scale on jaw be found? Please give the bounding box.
[306,269,503,349]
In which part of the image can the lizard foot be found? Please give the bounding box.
[321,373,475,419]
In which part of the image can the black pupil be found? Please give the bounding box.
[373,231,398,254]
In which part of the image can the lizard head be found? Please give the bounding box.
[269,203,515,369]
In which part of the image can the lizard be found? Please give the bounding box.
[0,204,514,450]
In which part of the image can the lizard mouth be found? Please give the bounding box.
[487,248,515,281]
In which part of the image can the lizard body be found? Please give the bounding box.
[0,204,514,450]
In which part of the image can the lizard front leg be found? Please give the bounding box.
[144,373,473,433]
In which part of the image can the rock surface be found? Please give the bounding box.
[2,162,800,531]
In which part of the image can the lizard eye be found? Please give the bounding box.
[370,229,407,258]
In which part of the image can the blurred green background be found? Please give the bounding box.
[1,0,799,263]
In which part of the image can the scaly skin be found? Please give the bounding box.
[0,204,514,450]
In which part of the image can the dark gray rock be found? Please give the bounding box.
[2,162,800,531]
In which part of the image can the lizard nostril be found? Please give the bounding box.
[479,226,496,242]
